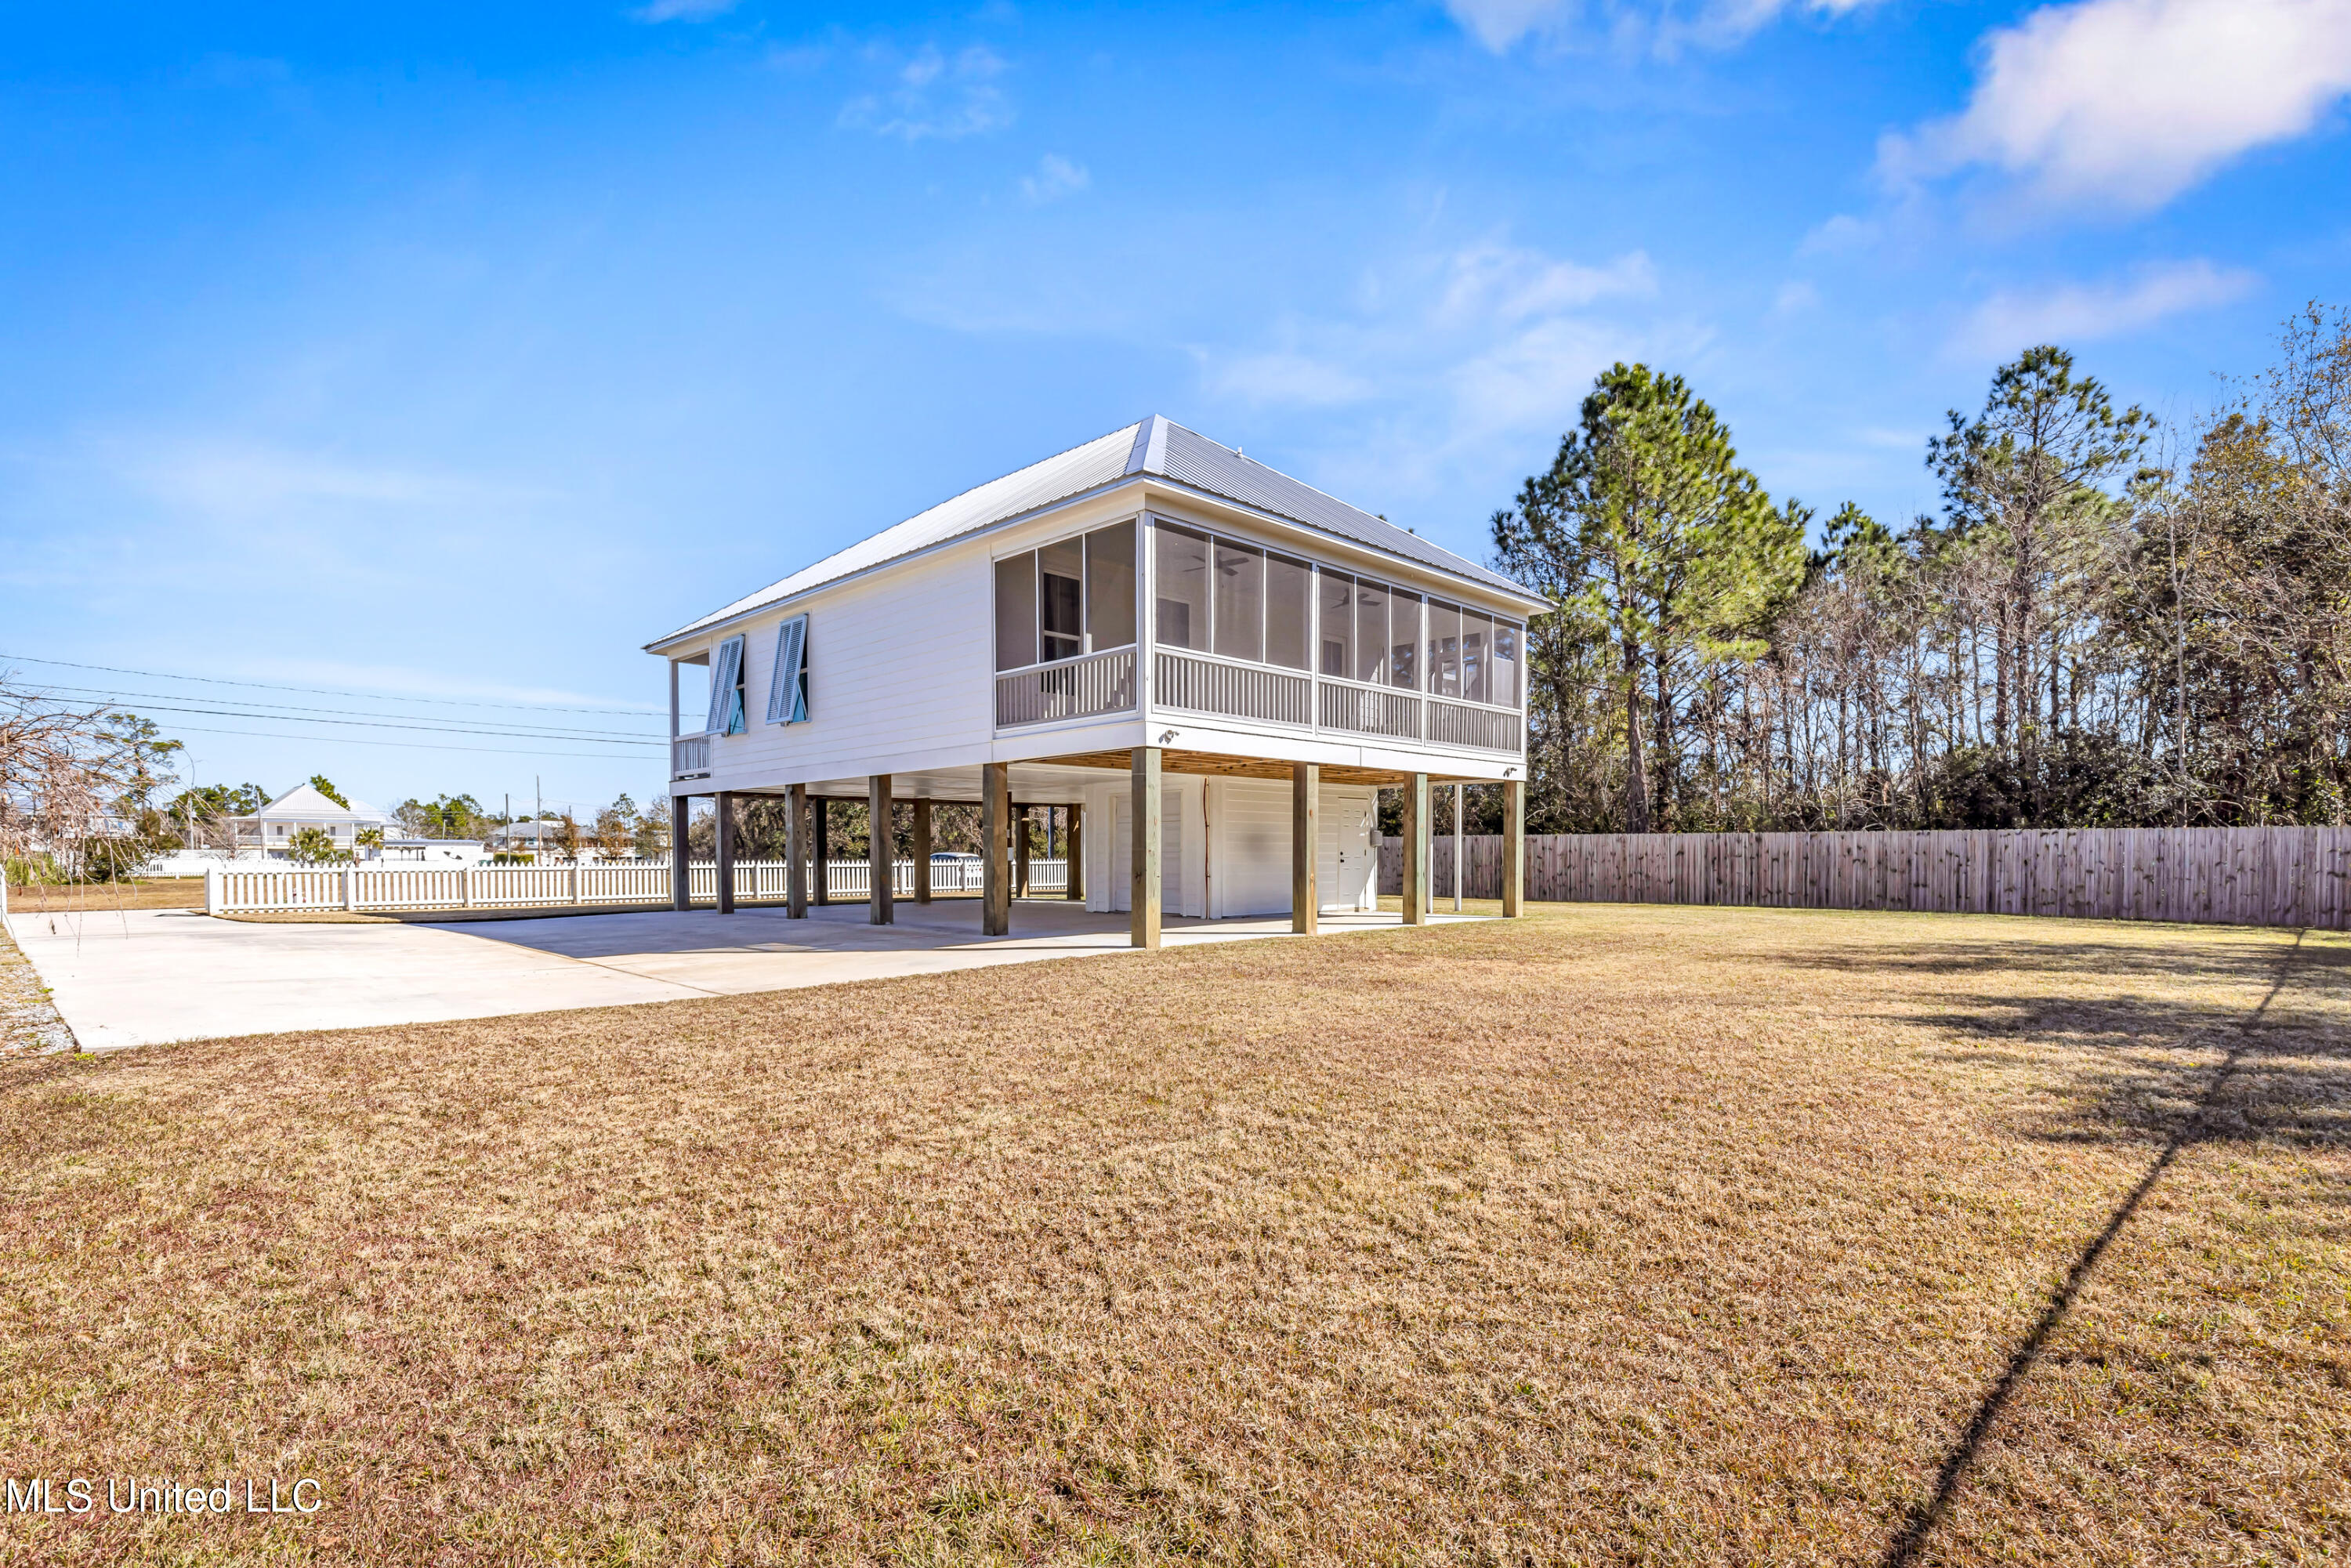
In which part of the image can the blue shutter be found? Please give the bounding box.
[704,636,744,735]
[766,615,810,725]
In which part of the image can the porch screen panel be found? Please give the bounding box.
[705,636,744,734]
[1319,572,1354,677]
[1353,581,1387,685]
[1462,610,1491,704]
[1212,540,1264,663]
[1266,552,1310,670]
[1492,620,1521,708]
[1389,593,1422,689]
[1040,536,1084,663]
[1155,524,1209,651]
[1429,600,1462,697]
[1085,523,1136,650]
[995,553,1038,671]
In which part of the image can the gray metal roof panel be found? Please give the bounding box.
[1150,419,1533,599]
[650,415,1539,650]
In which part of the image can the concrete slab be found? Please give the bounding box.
[13,899,1484,1050]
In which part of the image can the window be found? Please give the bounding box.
[994,520,1141,672]
[1389,592,1422,690]
[1085,523,1136,650]
[1155,524,1209,651]
[1212,539,1264,662]
[766,614,810,724]
[1041,535,1084,662]
[1353,580,1387,685]
[1266,552,1310,670]
[1428,599,1461,698]
[1492,620,1521,709]
[1461,610,1491,704]
[994,556,1038,671]
[705,636,745,734]
[1320,571,1354,677]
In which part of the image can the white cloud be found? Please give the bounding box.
[1771,281,1820,317]
[1438,241,1655,325]
[1019,154,1090,205]
[1951,259,2259,357]
[1442,0,1880,53]
[839,44,1012,141]
[1186,236,1686,498]
[1886,0,2351,212]
[632,0,737,21]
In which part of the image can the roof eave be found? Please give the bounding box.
[640,472,1157,656]
[1137,476,1552,614]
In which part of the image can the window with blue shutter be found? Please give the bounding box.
[705,636,745,736]
[766,615,810,725]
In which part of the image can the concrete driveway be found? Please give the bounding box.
[10,899,1473,1049]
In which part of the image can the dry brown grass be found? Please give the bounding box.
[3,878,207,914]
[2,905,2346,1566]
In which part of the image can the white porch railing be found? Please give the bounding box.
[672,733,711,777]
[986,642,1523,755]
[205,859,1067,915]
[1154,650,1313,728]
[1317,675,1422,741]
[1425,696,1523,754]
[994,646,1136,728]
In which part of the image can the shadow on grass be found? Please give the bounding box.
[1877,932,2317,1568]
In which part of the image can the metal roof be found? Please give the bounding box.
[649,416,1539,648]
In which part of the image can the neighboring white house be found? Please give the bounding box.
[487,820,576,858]
[643,415,1546,945]
[379,838,485,865]
[223,783,394,860]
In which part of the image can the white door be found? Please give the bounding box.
[1318,793,1372,912]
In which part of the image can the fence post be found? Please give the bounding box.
[205,864,220,918]
[462,867,474,910]
[343,866,356,913]
[571,861,582,907]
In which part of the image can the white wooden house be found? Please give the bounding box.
[222,783,393,860]
[644,416,1545,944]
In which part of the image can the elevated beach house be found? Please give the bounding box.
[645,417,1546,946]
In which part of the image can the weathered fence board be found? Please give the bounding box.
[1380,827,2351,932]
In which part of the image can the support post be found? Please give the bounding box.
[912,798,933,904]
[715,790,736,914]
[786,783,808,918]
[868,775,894,925]
[1402,773,1429,925]
[670,795,690,911]
[1291,762,1318,936]
[1016,812,1032,898]
[1132,748,1161,950]
[1454,781,1465,913]
[981,764,1011,936]
[1503,779,1525,918]
[1064,803,1084,901]
[813,798,830,906]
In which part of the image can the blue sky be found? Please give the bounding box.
[5,0,2347,818]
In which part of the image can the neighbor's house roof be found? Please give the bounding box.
[648,416,1544,650]
[230,784,392,824]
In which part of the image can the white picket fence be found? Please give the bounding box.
[206,859,1068,915]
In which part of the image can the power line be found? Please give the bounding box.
[32,682,661,743]
[0,652,661,717]
[158,722,676,763]
[107,699,662,747]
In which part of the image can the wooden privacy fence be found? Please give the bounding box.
[1378,827,2351,931]
[208,858,1066,916]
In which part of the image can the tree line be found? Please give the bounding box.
[1489,306,2351,835]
